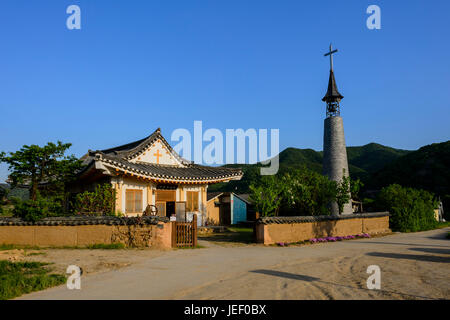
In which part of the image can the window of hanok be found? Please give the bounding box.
[125,189,143,213]
[186,191,199,212]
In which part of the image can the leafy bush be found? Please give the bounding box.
[74,184,116,216]
[443,194,450,221]
[249,176,282,217]
[12,195,62,222]
[377,184,438,232]
[0,186,7,203]
[279,169,336,216]
[335,172,351,215]
[250,168,351,216]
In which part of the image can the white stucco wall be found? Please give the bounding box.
[129,140,181,166]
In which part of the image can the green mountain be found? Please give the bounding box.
[368,141,450,197]
[209,143,412,193]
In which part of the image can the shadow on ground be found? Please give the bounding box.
[427,230,450,240]
[366,251,450,263]
[198,228,254,244]
[249,269,437,300]
[346,241,449,248]
[250,270,320,282]
[409,247,450,255]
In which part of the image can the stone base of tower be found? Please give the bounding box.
[323,116,353,215]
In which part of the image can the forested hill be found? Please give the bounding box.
[209,142,413,193]
[368,141,450,197]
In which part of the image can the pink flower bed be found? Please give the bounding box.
[309,233,370,244]
[276,233,370,247]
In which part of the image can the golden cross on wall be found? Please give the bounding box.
[153,149,162,164]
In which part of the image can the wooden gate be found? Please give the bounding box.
[172,214,197,248]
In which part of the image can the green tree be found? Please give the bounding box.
[281,169,336,216]
[0,142,83,201]
[350,178,364,201]
[249,175,283,217]
[0,186,8,204]
[335,171,351,215]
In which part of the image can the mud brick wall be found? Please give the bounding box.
[0,216,173,249]
[255,212,390,245]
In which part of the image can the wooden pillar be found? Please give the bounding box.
[146,184,153,206]
[171,222,177,248]
[201,185,207,225]
[192,214,198,247]
[115,182,123,214]
[179,185,184,201]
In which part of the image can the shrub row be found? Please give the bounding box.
[377,184,438,232]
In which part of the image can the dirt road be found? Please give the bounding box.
[18,228,450,300]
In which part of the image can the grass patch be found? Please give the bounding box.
[177,244,205,249]
[0,244,126,250]
[0,244,42,251]
[24,252,46,257]
[0,260,66,300]
[435,222,450,229]
[228,227,253,233]
[198,226,254,244]
[86,243,125,250]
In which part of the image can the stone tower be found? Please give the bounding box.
[322,44,352,215]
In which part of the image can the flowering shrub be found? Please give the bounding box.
[308,233,370,244]
[275,233,372,247]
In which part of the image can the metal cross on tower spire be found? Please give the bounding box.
[322,44,343,117]
[324,44,338,71]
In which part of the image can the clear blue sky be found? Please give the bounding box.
[1,0,449,182]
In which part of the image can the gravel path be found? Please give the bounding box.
[18,227,450,300]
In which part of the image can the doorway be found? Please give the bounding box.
[166,201,175,218]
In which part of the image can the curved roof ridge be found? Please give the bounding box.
[100,128,161,155]
[97,128,192,165]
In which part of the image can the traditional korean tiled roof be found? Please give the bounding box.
[80,128,243,184]
[95,153,243,183]
[96,128,191,165]
[0,216,168,226]
[257,212,390,225]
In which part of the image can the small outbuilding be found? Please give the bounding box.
[206,192,250,226]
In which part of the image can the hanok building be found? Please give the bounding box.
[73,128,243,224]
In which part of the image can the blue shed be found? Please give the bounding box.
[231,193,249,225]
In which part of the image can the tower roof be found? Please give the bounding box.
[322,70,343,103]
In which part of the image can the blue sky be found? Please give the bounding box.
[1,0,449,182]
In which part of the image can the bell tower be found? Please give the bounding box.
[322,44,352,215]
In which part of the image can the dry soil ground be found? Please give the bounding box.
[7,227,450,300]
